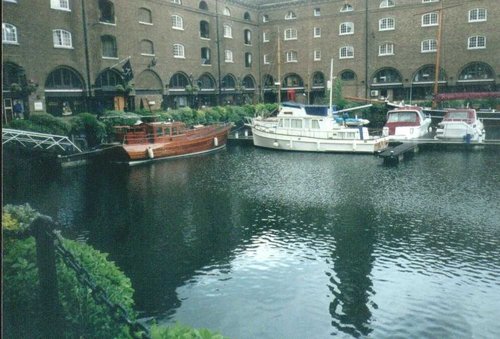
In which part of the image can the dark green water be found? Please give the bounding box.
[4,145,500,338]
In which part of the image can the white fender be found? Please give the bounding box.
[214,137,219,147]
[147,147,154,159]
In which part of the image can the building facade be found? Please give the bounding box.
[2,0,499,118]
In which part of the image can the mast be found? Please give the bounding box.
[432,4,444,109]
[329,58,334,115]
[277,26,281,104]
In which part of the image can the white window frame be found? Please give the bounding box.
[225,49,233,63]
[422,12,438,27]
[223,7,231,16]
[379,43,394,56]
[421,39,437,53]
[379,17,395,31]
[244,29,252,45]
[314,8,320,17]
[339,22,354,35]
[339,46,354,59]
[263,54,271,64]
[173,43,185,58]
[223,24,232,38]
[469,8,487,23]
[53,29,73,48]
[138,8,153,25]
[171,15,184,30]
[284,28,297,40]
[3,0,19,3]
[422,0,439,3]
[380,0,395,8]
[263,31,269,42]
[314,49,321,61]
[171,0,181,4]
[340,4,353,12]
[313,27,321,38]
[285,11,296,20]
[245,52,252,67]
[51,0,70,11]
[286,51,298,63]
[468,35,486,50]
[2,23,18,44]
[262,14,269,22]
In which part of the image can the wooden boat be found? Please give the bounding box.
[106,121,232,164]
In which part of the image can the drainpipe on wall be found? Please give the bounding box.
[81,0,92,109]
[365,0,369,100]
[215,0,222,106]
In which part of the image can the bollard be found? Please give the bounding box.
[32,216,63,338]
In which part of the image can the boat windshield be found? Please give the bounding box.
[387,112,417,123]
[445,111,469,120]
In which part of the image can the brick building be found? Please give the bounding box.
[2,0,499,118]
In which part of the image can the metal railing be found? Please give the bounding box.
[2,128,82,153]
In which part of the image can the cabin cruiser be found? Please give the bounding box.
[248,102,388,154]
[382,106,432,140]
[435,108,485,143]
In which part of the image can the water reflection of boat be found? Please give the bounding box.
[435,108,485,143]
[382,106,432,140]
[105,121,232,165]
[248,102,389,154]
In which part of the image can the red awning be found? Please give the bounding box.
[435,92,500,101]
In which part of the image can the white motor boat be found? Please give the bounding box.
[382,106,432,140]
[248,102,389,154]
[435,108,485,143]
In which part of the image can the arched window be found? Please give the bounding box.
[200,20,209,38]
[224,50,233,63]
[422,12,438,26]
[244,29,252,45]
[263,74,274,87]
[199,1,208,10]
[245,52,252,67]
[141,39,154,55]
[223,24,232,38]
[53,29,72,48]
[198,73,215,89]
[201,47,211,64]
[169,73,189,88]
[421,39,437,53]
[98,0,115,23]
[372,68,402,84]
[283,74,303,87]
[221,74,236,88]
[469,8,487,22]
[380,0,395,8]
[284,28,297,40]
[101,35,117,58]
[413,65,446,82]
[340,70,356,81]
[2,23,18,44]
[458,62,493,81]
[95,69,122,89]
[379,42,394,56]
[339,46,354,59]
[242,75,255,89]
[339,22,354,35]
[173,44,185,58]
[286,51,298,63]
[138,8,152,24]
[340,4,353,12]
[468,36,486,49]
[312,72,325,86]
[223,7,231,16]
[379,17,395,31]
[46,67,84,89]
[285,11,296,20]
[3,62,27,89]
[172,15,184,29]
[244,12,251,21]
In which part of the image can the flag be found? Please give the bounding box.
[122,59,134,82]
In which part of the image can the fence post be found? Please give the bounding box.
[32,215,63,338]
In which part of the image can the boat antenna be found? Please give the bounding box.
[329,58,334,115]
[277,26,282,105]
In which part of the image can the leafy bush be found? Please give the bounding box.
[3,204,136,338]
[70,113,108,147]
[8,113,71,136]
[151,323,227,339]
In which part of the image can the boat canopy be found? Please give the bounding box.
[281,102,329,116]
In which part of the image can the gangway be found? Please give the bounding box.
[2,128,82,154]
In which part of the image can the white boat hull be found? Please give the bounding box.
[435,122,485,142]
[252,128,388,153]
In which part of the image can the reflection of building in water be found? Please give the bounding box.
[328,206,377,337]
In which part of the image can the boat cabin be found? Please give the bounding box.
[442,109,478,124]
[113,121,187,145]
[384,107,426,135]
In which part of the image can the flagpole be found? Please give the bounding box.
[109,56,131,69]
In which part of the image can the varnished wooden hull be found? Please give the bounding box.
[108,124,231,165]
